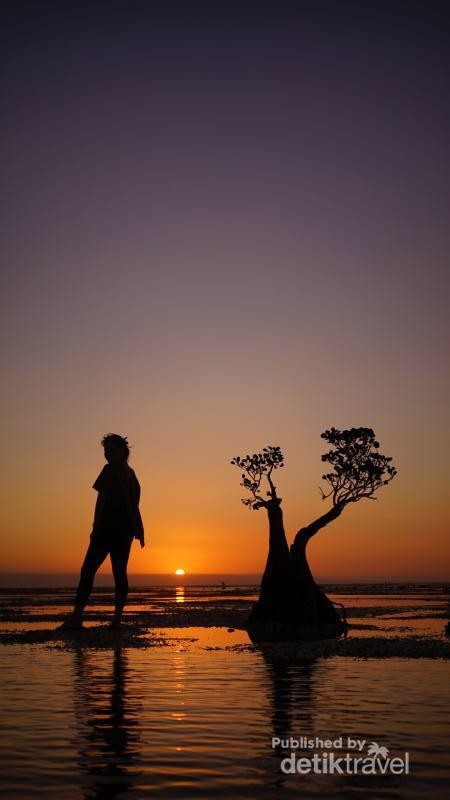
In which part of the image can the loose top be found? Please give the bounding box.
[93,463,144,540]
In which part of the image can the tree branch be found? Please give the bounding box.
[267,466,278,500]
[294,502,344,546]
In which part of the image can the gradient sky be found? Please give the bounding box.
[1,1,449,580]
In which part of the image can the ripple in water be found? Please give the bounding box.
[1,643,449,799]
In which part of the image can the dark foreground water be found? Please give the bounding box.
[1,587,449,799]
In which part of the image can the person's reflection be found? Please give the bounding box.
[72,646,142,799]
[257,646,318,791]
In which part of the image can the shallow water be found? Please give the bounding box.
[1,588,449,799]
[1,645,449,799]
[1,585,448,641]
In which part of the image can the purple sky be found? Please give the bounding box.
[1,2,449,577]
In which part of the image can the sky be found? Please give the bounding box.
[1,1,449,580]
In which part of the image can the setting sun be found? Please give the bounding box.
[175,569,185,575]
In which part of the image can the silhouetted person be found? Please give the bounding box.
[59,433,145,631]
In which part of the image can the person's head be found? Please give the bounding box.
[101,433,130,464]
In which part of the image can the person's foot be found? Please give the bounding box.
[56,615,84,632]
[109,615,123,631]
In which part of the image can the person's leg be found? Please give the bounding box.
[110,536,133,627]
[66,536,110,627]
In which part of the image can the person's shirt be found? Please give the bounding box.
[92,463,143,537]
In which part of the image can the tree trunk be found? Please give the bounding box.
[247,501,346,641]
[247,500,293,626]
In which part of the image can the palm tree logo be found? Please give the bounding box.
[367,742,389,759]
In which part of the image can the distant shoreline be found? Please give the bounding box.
[0,573,448,591]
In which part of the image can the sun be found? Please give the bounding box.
[175,568,185,575]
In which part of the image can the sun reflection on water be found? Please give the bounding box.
[175,586,185,604]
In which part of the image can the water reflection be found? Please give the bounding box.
[72,647,142,799]
[257,646,318,791]
[263,654,317,745]
[171,650,187,723]
[175,586,185,604]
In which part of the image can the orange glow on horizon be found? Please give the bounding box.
[1,423,449,582]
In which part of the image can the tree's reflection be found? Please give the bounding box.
[72,646,142,799]
[257,645,319,791]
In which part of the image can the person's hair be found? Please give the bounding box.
[101,433,130,461]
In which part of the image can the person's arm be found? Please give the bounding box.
[134,476,144,546]
[128,479,145,547]
[135,508,145,548]
[114,468,145,547]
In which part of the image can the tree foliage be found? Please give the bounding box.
[231,428,397,512]
[319,427,397,506]
[230,446,284,509]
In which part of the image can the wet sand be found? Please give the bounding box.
[1,584,449,658]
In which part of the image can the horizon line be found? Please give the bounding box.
[0,571,448,583]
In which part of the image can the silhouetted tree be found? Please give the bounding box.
[231,428,397,640]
